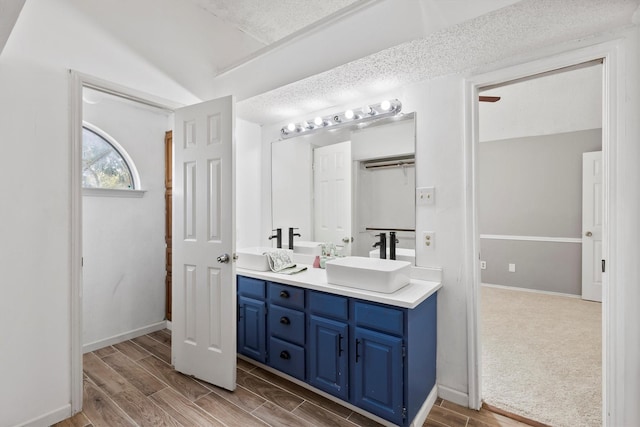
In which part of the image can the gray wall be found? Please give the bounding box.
[479,129,602,294]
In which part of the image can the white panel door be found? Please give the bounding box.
[314,141,352,254]
[173,96,236,390]
[582,151,602,302]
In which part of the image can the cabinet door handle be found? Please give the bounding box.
[355,339,361,363]
[280,316,290,325]
[279,290,290,298]
[280,350,290,360]
[237,305,243,322]
[338,334,344,356]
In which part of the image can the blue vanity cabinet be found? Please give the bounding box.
[267,283,306,381]
[308,291,349,400]
[352,302,405,425]
[237,277,267,363]
[236,275,438,426]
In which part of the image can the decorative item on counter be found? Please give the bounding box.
[313,255,321,268]
[264,249,307,274]
[319,242,339,269]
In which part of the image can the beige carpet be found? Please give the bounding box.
[481,285,602,427]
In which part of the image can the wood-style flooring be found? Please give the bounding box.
[53,330,532,427]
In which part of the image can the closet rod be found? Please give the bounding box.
[364,161,415,170]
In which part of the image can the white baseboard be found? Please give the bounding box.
[438,384,469,407]
[83,321,167,353]
[482,283,581,299]
[410,385,438,427]
[166,320,172,331]
[15,404,70,427]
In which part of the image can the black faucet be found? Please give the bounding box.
[269,228,282,248]
[288,227,301,250]
[389,231,399,260]
[373,233,387,259]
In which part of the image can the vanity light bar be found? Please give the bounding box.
[280,99,402,139]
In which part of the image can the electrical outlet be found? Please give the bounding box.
[423,231,435,248]
[480,261,487,270]
[416,187,435,205]
[508,263,516,273]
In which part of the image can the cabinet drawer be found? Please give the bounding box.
[238,276,266,299]
[354,302,404,336]
[269,283,304,309]
[269,305,305,346]
[308,291,348,320]
[269,337,305,381]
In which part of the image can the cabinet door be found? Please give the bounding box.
[308,315,349,400]
[238,296,266,363]
[353,327,403,425]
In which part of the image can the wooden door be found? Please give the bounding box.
[582,151,603,302]
[172,96,236,390]
[165,131,172,321]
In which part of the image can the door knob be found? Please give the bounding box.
[216,253,230,263]
[342,237,353,243]
[585,231,593,237]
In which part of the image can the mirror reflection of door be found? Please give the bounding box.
[271,113,416,261]
[313,141,352,254]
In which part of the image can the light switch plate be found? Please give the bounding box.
[416,187,435,205]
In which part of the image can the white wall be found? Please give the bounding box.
[82,93,169,349]
[236,118,264,250]
[0,1,196,425]
[479,64,602,142]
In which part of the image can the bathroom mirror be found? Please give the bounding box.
[271,113,416,263]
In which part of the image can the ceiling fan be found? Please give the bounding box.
[479,96,501,102]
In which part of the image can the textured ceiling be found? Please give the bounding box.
[238,0,640,125]
[190,0,360,45]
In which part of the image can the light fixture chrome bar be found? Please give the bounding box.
[281,99,402,139]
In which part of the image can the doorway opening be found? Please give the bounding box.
[465,42,619,427]
[478,62,603,426]
[70,72,179,412]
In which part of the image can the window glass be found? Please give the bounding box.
[82,127,134,189]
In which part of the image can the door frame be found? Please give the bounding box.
[464,39,622,425]
[69,71,181,413]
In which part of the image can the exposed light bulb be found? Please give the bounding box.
[345,109,354,119]
[314,116,323,126]
[380,100,391,111]
[287,123,296,132]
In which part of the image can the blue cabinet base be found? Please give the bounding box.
[237,275,437,426]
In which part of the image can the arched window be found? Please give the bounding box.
[82,124,138,190]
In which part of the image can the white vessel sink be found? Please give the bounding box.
[236,247,292,271]
[369,248,416,264]
[293,241,323,255]
[325,256,411,294]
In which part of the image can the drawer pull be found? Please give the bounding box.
[280,350,290,360]
[279,290,290,298]
[280,316,290,325]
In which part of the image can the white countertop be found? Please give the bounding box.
[236,265,441,309]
